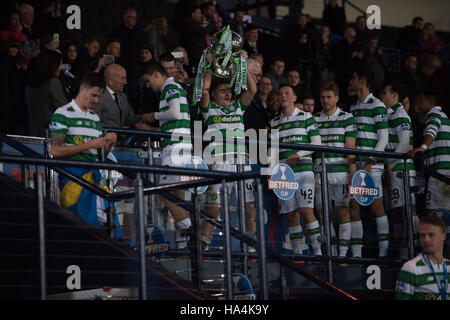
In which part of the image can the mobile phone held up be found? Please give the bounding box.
[103,54,115,65]
[171,51,184,67]
[53,33,59,42]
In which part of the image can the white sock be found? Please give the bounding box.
[339,222,351,257]
[306,221,322,255]
[376,215,390,257]
[289,226,307,254]
[175,217,192,230]
[351,220,363,257]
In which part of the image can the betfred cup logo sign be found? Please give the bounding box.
[145,224,169,260]
[180,156,209,195]
[349,170,380,206]
[268,164,299,200]
[218,273,256,300]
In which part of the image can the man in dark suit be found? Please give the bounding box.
[244,73,273,132]
[180,5,216,67]
[94,64,153,130]
[243,24,264,56]
[110,8,148,111]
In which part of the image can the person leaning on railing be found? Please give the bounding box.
[49,71,122,237]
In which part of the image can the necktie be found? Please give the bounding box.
[113,92,122,126]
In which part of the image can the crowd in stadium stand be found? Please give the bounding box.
[0,0,449,257]
[0,1,448,136]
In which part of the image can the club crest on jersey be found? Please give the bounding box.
[166,89,178,97]
[349,170,380,206]
[400,122,411,131]
[50,121,60,131]
[268,163,299,200]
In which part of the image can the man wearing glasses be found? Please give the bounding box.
[244,64,274,133]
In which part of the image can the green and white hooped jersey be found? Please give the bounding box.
[313,108,357,174]
[158,77,192,153]
[50,100,102,162]
[270,108,320,173]
[396,254,450,300]
[202,99,247,159]
[424,106,450,177]
[350,93,388,164]
[387,103,415,172]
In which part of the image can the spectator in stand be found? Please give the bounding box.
[417,23,445,65]
[230,7,245,36]
[146,16,173,63]
[396,16,423,53]
[105,39,121,63]
[395,54,423,99]
[62,43,82,78]
[180,5,216,67]
[159,52,188,85]
[251,52,264,70]
[353,15,370,48]
[420,55,449,103]
[243,24,264,56]
[94,64,154,130]
[244,73,273,131]
[18,3,37,40]
[332,26,363,100]
[403,96,411,113]
[78,35,102,74]
[28,49,68,137]
[286,69,306,102]
[338,85,358,112]
[302,92,315,114]
[111,7,148,111]
[137,46,153,78]
[0,11,29,47]
[60,42,82,100]
[287,14,314,66]
[172,46,196,78]
[201,1,222,48]
[0,38,28,134]
[33,0,64,40]
[266,91,280,119]
[137,46,158,114]
[363,34,389,96]
[266,57,287,92]
[315,25,336,82]
[322,0,346,36]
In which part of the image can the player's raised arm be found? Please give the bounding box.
[240,64,257,107]
[200,69,213,109]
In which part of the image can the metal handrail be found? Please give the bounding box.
[7,128,447,299]
[105,127,408,160]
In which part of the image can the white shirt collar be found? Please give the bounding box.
[320,107,340,118]
[106,86,116,100]
[281,106,300,119]
[361,93,374,104]
[71,99,83,112]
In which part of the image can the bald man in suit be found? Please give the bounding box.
[94,64,154,129]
